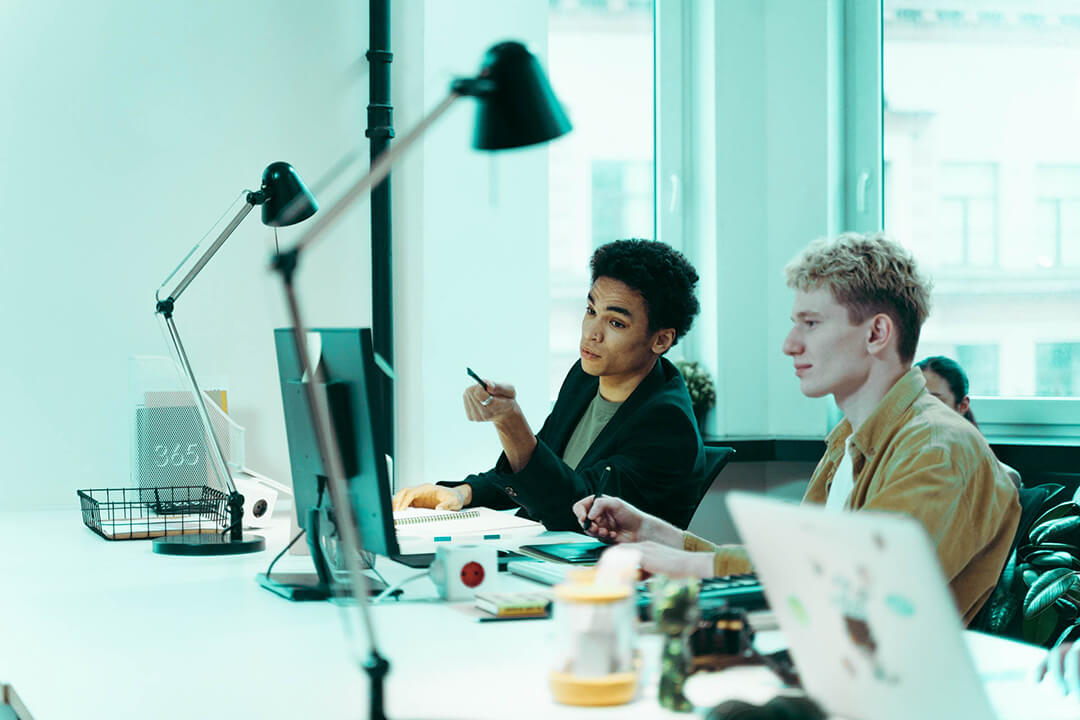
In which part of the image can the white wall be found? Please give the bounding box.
[1,1,373,509]
[391,1,552,490]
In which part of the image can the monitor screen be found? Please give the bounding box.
[266,327,401,598]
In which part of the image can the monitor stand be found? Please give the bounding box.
[256,510,388,600]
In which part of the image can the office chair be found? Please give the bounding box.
[690,445,736,518]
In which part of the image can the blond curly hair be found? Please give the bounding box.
[784,232,932,363]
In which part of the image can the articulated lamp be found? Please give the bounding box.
[153,162,318,556]
[269,41,570,720]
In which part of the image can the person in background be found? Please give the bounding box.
[915,355,1021,488]
[392,239,706,532]
[574,232,1020,626]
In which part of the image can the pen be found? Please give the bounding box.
[582,465,612,533]
[466,367,490,392]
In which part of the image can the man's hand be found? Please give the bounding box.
[391,483,471,511]
[463,377,538,473]
[463,379,520,424]
[1034,641,1080,698]
[572,495,684,548]
[621,541,714,579]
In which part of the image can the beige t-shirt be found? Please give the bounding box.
[561,390,622,470]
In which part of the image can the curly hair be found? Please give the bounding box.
[785,232,932,363]
[590,239,700,347]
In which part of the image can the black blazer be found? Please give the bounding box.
[452,357,705,531]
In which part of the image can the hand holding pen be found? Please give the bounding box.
[463,367,518,422]
[573,490,684,547]
[467,367,494,406]
[581,465,612,533]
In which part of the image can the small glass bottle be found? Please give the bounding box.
[549,569,638,706]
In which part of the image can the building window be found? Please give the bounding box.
[591,160,653,248]
[939,163,998,267]
[884,0,1080,399]
[547,0,655,398]
[1034,165,1080,268]
[1036,343,1080,397]
[956,344,999,396]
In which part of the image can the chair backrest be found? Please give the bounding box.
[689,445,735,518]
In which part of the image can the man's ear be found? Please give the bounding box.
[866,313,895,357]
[651,328,676,356]
[957,396,971,415]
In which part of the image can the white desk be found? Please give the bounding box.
[0,511,726,719]
[0,510,1066,720]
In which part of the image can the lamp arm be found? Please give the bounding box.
[274,259,383,656]
[266,88,466,658]
[291,90,462,255]
[158,312,239,501]
[159,197,258,307]
[153,194,263,535]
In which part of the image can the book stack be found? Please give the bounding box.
[474,591,552,620]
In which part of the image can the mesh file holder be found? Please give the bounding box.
[78,486,227,541]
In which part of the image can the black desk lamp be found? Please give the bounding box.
[153,162,318,557]
[269,41,570,720]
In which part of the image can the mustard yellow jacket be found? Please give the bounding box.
[685,369,1020,626]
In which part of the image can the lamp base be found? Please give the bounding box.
[153,533,266,556]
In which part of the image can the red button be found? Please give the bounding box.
[460,561,485,588]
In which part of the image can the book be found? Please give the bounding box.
[392,506,544,542]
[474,591,552,619]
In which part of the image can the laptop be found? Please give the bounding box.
[725,492,1076,720]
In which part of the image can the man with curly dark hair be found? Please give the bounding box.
[392,239,707,531]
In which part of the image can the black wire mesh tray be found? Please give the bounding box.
[78,486,227,541]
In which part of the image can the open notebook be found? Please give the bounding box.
[393,507,544,542]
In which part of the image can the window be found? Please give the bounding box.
[546,0,655,398]
[938,163,998,267]
[884,0,1080,399]
[1034,165,1080,268]
[956,344,999,396]
[1036,343,1080,396]
[591,160,653,249]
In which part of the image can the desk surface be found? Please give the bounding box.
[0,510,1066,720]
[0,510,731,719]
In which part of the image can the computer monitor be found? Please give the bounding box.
[257,327,403,601]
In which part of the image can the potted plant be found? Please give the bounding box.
[674,360,716,432]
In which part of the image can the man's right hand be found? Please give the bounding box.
[572,495,683,548]
[392,483,471,511]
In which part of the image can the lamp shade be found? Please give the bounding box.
[469,41,572,151]
[260,161,318,227]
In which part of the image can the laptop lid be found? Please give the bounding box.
[726,492,996,720]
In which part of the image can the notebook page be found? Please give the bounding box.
[393,506,543,539]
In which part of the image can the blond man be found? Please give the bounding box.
[574,232,1020,625]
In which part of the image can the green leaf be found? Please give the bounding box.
[1024,568,1079,620]
[1028,551,1080,571]
[1032,502,1080,531]
[1054,623,1080,649]
[1025,608,1062,646]
[1031,516,1080,547]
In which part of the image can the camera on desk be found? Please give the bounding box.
[429,545,497,601]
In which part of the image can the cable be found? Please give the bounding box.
[368,559,390,590]
[219,519,242,537]
[371,571,431,604]
[263,528,307,581]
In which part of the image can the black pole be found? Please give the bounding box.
[367,0,395,471]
